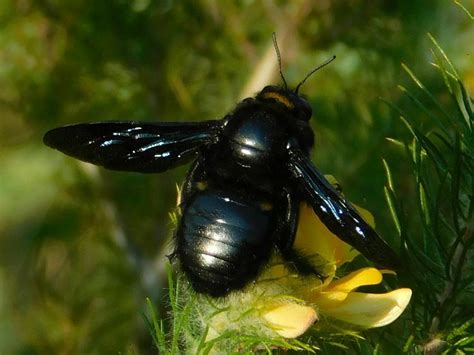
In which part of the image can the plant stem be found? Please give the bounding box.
[424,221,473,354]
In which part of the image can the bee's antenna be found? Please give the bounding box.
[295,55,336,94]
[272,32,288,90]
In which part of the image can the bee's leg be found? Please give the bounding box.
[275,188,325,280]
[179,158,208,206]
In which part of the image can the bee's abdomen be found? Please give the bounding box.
[177,190,273,296]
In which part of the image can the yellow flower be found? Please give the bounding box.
[198,177,412,342]
[259,203,411,338]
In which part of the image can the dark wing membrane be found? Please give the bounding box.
[43,120,222,172]
[287,146,400,270]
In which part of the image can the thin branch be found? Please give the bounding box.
[430,218,473,334]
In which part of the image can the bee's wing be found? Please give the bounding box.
[43,120,222,173]
[287,146,400,270]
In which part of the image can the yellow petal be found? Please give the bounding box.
[353,204,375,229]
[293,175,376,267]
[326,268,383,293]
[262,303,318,338]
[294,203,360,266]
[312,290,351,308]
[318,288,412,328]
[307,268,383,306]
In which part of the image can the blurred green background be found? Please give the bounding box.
[0,1,472,353]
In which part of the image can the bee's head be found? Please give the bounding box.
[254,85,314,152]
[261,33,335,123]
[256,85,312,122]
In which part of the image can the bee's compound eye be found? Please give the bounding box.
[298,98,312,121]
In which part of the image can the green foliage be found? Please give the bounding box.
[381,35,473,354]
[0,0,472,354]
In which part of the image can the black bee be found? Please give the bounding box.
[43,37,399,297]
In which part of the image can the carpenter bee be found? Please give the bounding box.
[43,36,399,297]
